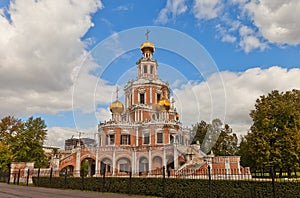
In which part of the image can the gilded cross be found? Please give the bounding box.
[116,86,119,100]
[145,29,150,41]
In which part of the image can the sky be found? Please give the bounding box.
[0,0,299,148]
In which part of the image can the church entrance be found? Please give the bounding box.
[81,158,95,177]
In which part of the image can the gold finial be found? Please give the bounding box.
[145,29,150,41]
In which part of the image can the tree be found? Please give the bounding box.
[191,120,210,144]
[192,119,238,155]
[0,116,22,170]
[0,116,49,168]
[213,128,238,156]
[237,136,255,168]
[0,116,23,145]
[245,89,300,170]
[0,143,13,170]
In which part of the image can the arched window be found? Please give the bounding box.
[117,158,131,173]
[139,157,149,173]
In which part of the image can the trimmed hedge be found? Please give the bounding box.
[33,177,300,198]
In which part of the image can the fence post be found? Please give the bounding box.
[17,169,20,185]
[81,169,85,191]
[208,165,212,198]
[49,168,53,185]
[26,169,30,186]
[7,163,11,184]
[13,173,16,184]
[37,168,40,186]
[64,169,67,188]
[270,162,277,198]
[129,168,132,195]
[162,166,166,198]
[102,166,106,192]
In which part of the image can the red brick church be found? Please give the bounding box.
[53,36,250,178]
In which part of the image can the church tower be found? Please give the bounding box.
[122,34,178,123]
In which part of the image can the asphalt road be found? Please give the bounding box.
[0,183,146,198]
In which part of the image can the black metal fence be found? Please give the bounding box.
[1,165,299,198]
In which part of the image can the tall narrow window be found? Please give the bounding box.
[157,132,163,144]
[140,93,145,104]
[144,133,150,144]
[150,66,153,74]
[109,135,115,145]
[157,94,161,103]
[106,134,115,145]
[144,65,147,73]
[170,135,174,144]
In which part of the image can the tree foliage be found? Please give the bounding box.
[0,116,48,169]
[244,89,300,169]
[192,119,238,156]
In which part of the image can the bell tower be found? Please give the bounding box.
[137,29,158,80]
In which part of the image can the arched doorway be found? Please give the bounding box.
[81,158,95,177]
[60,165,74,176]
[100,158,112,175]
[166,155,174,177]
[117,157,131,173]
[139,157,149,175]
[152,156,162,175]
[167,155,174,169]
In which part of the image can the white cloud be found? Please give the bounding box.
[239,25,254,37]
[96,107,111,122]
[245,0,300,45]
[46,126,98,148]
[174,66,300,135]
[229,0,248,5]
[192,0,223,20]
[221,34,236,43]
[114,5,133,11]
[46,127,77,148]
[239,35,268,53]
[0,0,103,117]
[155,0,187,24]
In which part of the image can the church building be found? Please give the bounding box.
[54,35,250,179]
[96,38,190,175]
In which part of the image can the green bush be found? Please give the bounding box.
[32,176,300,198]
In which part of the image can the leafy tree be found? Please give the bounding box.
[213,128,238,156]
[0,143,13,170]
[192,119,238,155]
[245,89,300,170]
[237,136,255,168]
[191,120,210,144]
[0,116,22,169]
[0,116,49,168]
[0,116,22,145]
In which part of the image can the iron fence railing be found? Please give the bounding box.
[1,165,299,198]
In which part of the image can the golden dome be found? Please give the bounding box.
[158,98,170,111]
[109,100,124,114]
[140,41,155,53]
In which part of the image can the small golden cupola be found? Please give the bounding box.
[158,97,171,112]
[110,100,124,114]
[140,29,155,59]
[110,87,124,115]
[140,41,155,53]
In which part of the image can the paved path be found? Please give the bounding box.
[0,183,145,198]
